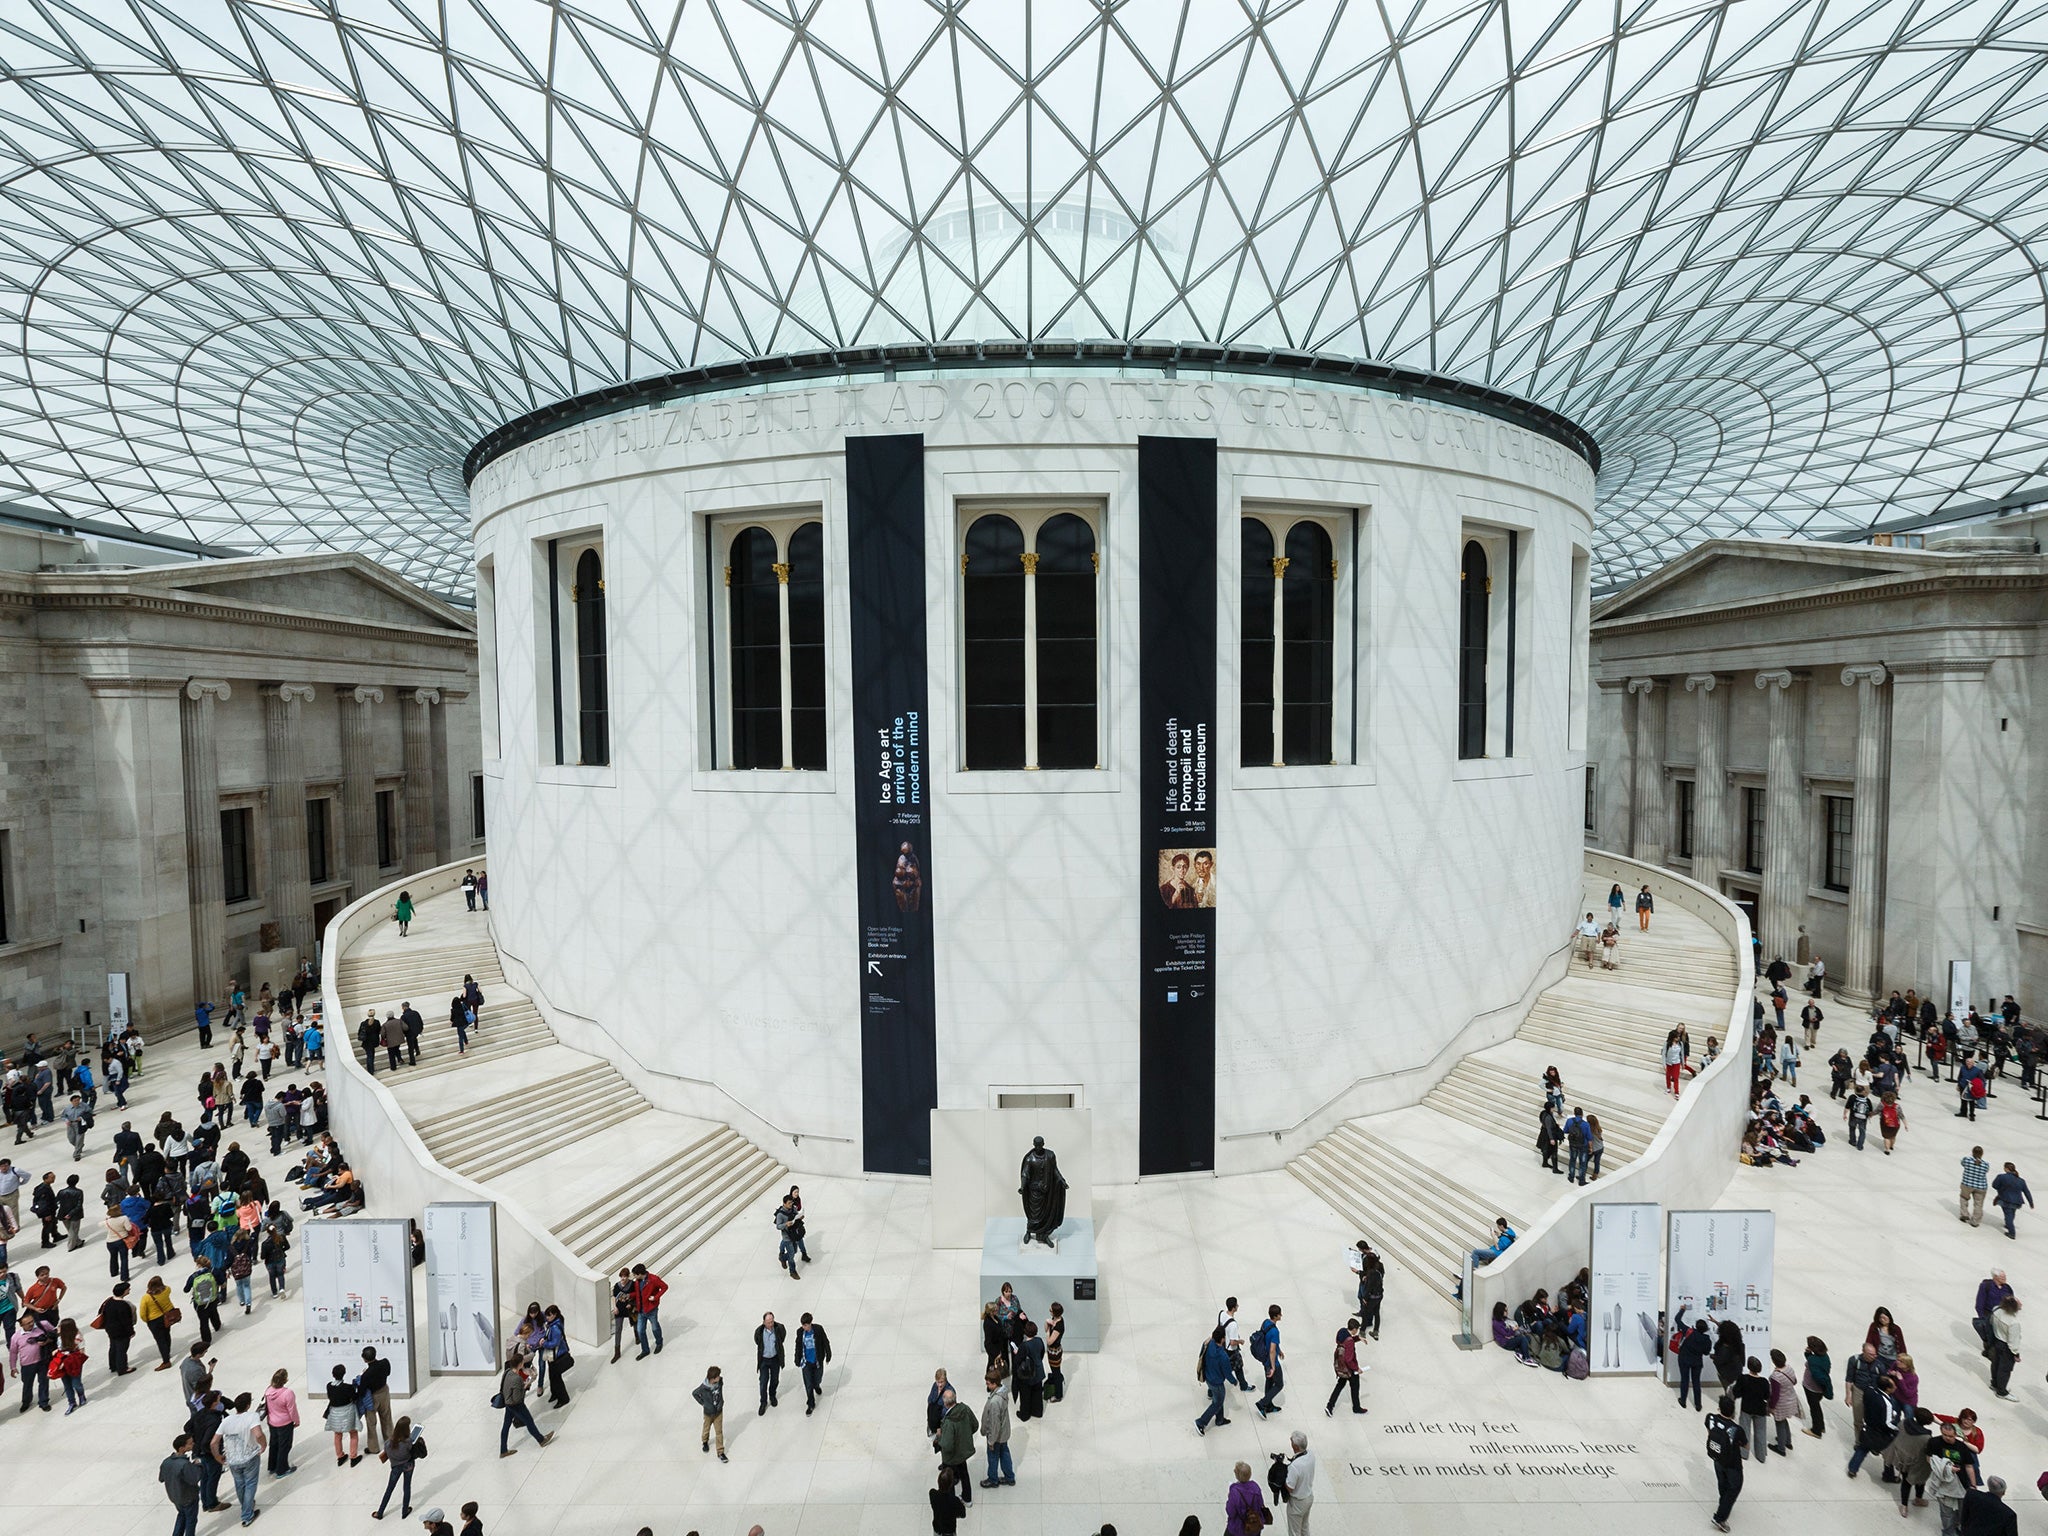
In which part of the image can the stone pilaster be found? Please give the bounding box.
[1684,673,1729,877]
[402,688,442,874]
[180,679,232,996]
[1755,669,1809,967]
[1840,665,1891,1006]
[1627,677,1667,865]
[337,685,383,897]
[261,683,318,956]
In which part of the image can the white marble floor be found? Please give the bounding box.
[12,987,2048,1536]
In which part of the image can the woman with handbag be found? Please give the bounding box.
[1224,1459,1270,1534]
[138,1274,178,1369]
[541,1306,574,1406]
[324,1362,362,1465]
[371,1414,422,1518]
[264,1368,300,1477]
[94,1280,136,1375]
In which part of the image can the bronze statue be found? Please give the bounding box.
[1019,1136,1067,1246]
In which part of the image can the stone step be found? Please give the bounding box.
[552,1126,735,1249]
[460,1099,655,1183]
[1420,1073,1653,1161]
[1518,1022,1666,1072]
[1450,1058,1666,1141]
[628,1149,790,1282]
[561,1130,783,1274]
[422,1063,620,1160]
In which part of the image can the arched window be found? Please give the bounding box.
[1033,513,1098,769]
[1457,538,1490,759]
[786,521,827,770]
[573,547,609,765]
[727,527,782,769]
[1280,521,1335,766]
[963,514,1027,769]
[1240,520,1276,766]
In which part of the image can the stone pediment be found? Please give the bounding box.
[1596,540,1928,622]
[151,554,472,633]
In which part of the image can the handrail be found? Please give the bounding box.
[1470,849,1755,1322]
[491,936,855,1148]
[319,856,612,1345]
[1220,937,1576,1142]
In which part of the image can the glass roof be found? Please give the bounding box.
[2,0,2044,591]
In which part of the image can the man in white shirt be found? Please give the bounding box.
[0,1158,24,1225]
[1217,1297,1250,1391]
[1807,956,1826,998]
[1574,914,1602,965]
[1284,1431,1316,1534]
[214,1391,268,1526]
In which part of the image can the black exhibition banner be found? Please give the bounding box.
[1138,433,1219,1175]
[846,432,939,1175]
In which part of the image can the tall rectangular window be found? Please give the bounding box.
[1241,510,1351,767]
[1824,795,1853,891]
[305,798,330,885]
[1742,787,1766,873]
[220,808,253,904]
[375,789,398,869]
[1584,766,1597,832]
[1675,779,1695,860]
[541,534,609,767]
[961,508,1099,770]
[477,558,500,758]
[0,829,11,944]
[471,774,487,840]
[714,515,828,770]
[1456,523,1522,760]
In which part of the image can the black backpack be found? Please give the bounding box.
[1705,1414,1740,1463]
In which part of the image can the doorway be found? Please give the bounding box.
[312,897,343,963]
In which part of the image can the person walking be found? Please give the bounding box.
[1325,1317,1366,1416]
[1251,1304,1285,1419]
[1800,1336,1832,1438]
[540,1306,573,1407]
[753,1311,786,1415]
[775,1198,803,1279]
[1987,1297,2020,1398]
[1225,1460,1269,1536]
[1878,1092,1907,1154]
[929,1468,967,1535]
[1847,1378,1902,1479]
[693,1366,727,1462]
[1635,884,1654,931]
[1991,1163,2033,1238]
[1196,1325,1232,1433]
[794,1311,832,1415]
[978,1371,1014,1488]
[372,1415,422,1518]
[462,870,478,911]
[393,892,414,938]
[1844,1086,1874,1150]
[936,1386,978,1509]
[496,1350,553,1457]
[1665,1032,1686,1097]
[161,1433,205,1536]
[1961,1148,1991,1227]
[263,1369,299,1477]
[1801,999,1824,1050]
[140,1275,177,1368]
[1704,1393,1747,1530]
[216,1390,267,1527]
[632,1263,667,1356]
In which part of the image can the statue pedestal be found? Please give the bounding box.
[980,1216,1098,1353]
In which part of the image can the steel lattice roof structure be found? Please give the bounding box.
[3,0,2046,592]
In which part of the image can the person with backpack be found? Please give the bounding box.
[1563,1107,1591,1185]
[1195,1325,1232,1435]
[1224,1460,1269,1536]
[1217,1297,1251,1391]
[1843,1086,1874,1150]
[1704,1393,1748,1530]
[1325,1317,1365,1416]
[184,1255,223,1348]
[1878,1092,1907,1154]
[1250,1304,1284,1419]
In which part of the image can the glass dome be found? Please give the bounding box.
[1,0,2042,590]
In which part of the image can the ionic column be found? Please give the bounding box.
[1685,673,1729,876]
[402,688,442,873]
[261,683,318,956]
[1841,665,1892,1003]
[1626,677,1667,864]
[337,685,383,896]
[1755,669,1809,966]
[180,679,232,996]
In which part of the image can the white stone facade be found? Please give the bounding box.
[1589,529,2048,1011]
[471,367,1596,1180]
[0,528,480,1037]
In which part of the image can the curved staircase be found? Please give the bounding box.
[334,892,786,1277]
[1287,878,1737,1304]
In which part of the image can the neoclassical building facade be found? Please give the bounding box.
[1589,528,2048,1011]
[0,526,481,1036]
